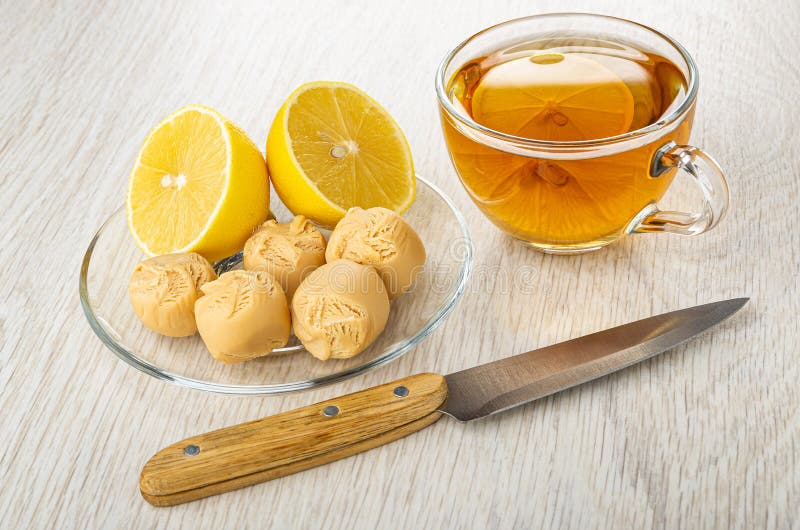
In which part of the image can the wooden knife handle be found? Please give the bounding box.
[140,373,447,506]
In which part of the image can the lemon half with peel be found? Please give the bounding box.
[126,105,269,263]
[267,81,415,228]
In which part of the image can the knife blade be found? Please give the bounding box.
[140,298,747,506]
[441,297,749,421]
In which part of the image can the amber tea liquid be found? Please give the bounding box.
[442,36,693,250]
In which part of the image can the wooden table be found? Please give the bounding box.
[2,1,798,528]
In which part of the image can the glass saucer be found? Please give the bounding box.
[80,176,472,394]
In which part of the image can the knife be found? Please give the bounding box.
[140,298,748,506]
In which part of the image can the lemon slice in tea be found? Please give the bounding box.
[471,53,635,141]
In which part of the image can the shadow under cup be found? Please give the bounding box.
[436,13,729,254]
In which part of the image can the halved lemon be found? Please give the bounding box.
[266,81,415,228]
[471,53,634,141]
[126,105,269,262]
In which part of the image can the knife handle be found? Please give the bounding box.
[140,372,447,506]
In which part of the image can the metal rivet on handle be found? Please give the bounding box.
[393,386,409,398]
[322,405,339,417]
[184,445,200,456]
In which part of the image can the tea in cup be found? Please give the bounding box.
[437,13,729,253]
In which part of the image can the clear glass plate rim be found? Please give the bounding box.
[79,175,473,395]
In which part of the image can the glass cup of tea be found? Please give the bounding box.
[436,13,729,253]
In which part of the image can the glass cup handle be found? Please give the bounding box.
[632,142,730,236]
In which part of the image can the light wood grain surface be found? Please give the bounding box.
[1,0,798,528]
